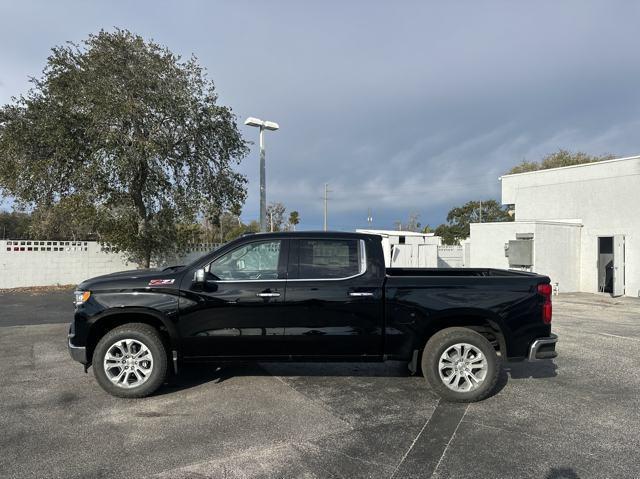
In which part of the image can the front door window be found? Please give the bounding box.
[209,240,281,281]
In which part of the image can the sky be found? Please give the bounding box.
[1,1,639,230]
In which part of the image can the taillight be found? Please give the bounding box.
[537,283,552,324]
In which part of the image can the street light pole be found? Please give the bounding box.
[244,117,279,232]
[259,127,266,233]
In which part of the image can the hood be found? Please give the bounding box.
[77,268,184,291]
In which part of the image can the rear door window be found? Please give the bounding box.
[296,239,363,279]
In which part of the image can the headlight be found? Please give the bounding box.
[74,291,91,306]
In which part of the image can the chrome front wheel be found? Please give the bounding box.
[103,339,154,389]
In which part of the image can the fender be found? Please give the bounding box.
[389,305,512,359]
[425,307,511,335]
[88,306,181,351]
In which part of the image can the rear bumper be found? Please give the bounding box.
[528,334,558,361]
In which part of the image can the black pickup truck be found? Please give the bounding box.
[68,231,557,402]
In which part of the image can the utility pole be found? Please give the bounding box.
[367,208,373,227]
[270,211,274,232]
[323,183,332,231]
[479,200,483,223]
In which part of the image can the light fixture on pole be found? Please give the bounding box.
[244,117,279,232]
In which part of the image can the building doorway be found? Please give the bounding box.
[598,237,614,293]
[598,235,625,296]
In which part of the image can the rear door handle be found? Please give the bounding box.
[256,292,281,298]
[348,292,374,297]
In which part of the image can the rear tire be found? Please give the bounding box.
[422,327,500,403]
[93,323,168,398]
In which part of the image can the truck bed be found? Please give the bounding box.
[386,267,540,278]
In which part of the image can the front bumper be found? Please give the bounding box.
[528,334,558,361]
[68,323,87,364]
[68,338,87,363]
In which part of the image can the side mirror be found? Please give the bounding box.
[194,268,206,284]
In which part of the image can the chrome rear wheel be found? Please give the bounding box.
[438,343,487,392]
[422,327,499,402]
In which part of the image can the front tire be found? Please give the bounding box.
[422,327,500,403]
[93,323,168,398]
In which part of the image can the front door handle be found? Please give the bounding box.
[348,292,374,297]
[256,292,281,298]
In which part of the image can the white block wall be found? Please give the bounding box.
[0,240,220,289]
[437,246,465,268]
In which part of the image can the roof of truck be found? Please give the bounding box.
[241,231,379,240]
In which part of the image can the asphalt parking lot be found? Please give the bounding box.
[1,289,639,479]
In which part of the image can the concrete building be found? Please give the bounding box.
[469,155,640,297]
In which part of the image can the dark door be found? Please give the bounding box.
[179,239,289,358]
[598,237,614,293]
[282,238,384,358]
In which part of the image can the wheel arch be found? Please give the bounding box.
[418,309,510,357]
[86,308,179,365]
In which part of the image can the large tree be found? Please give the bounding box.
[0,29,248,266]
[507,149,615,175]
[435,199,512,245]
[0,210,32,239]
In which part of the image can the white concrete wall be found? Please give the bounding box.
[0,240,220,289]
[501,155,640,296]
[469,223,517,270]
[437,246,465,268]
[469,221,582,292]
[531,222,582,293]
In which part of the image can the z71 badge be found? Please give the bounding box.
[148,279,175,286]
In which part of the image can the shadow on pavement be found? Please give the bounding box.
[505,359,558,379]
[546,467,581,479]
[158,358,558,397]
[489,359,558,398]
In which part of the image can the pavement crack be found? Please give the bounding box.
[462,419,547,441]
[599,332,640,342]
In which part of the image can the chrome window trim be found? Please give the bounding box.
[209,239,368,283]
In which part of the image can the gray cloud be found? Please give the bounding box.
[1,1,638,229]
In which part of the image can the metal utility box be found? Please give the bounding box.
[506,239,533,267]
